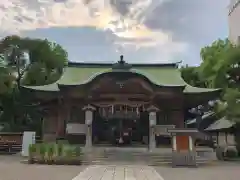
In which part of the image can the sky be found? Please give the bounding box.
[0,0,229,66]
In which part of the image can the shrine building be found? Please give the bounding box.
[22,56,221,150]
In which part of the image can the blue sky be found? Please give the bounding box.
[0,0,229,66]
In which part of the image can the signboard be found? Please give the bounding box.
[21,131,36,157]
[66,123,86,134]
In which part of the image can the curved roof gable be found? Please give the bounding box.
[21,56,220,94]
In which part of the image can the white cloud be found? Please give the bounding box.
[0,0,187,58]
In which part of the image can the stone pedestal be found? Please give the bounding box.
[168,128,198,167]
[82,105,96,150]
[85,125,92,148]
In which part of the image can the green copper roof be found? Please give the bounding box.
[21,61,220,94]
[22,83,59,91]
[184,85,220,93]
[56,66,186,87]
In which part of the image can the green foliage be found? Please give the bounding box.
[39,143,47,159]
[0,35,68,133]
[198,38,240,150]
[57,143,64,156]
[28,144,37,159]
[0,35,67,86]
[223,89,240,123]
[199,39,240,122]
[0,67,15,95]
[180,66,205,87]
[47,144,55,160]
[73,146,82,157]
[27,143,82,164]
[199,39,235,88]
[64,147,74,158]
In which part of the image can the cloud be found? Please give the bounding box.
[0,0,229,64]
[0,0,186,53]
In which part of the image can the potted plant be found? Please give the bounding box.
[46,144,55,164]
[73,146,82,165]
[39,143,46,164]
[64,147,74,165]
[57,143,64,157]
[28,144,36,164]
[54,143,64,165]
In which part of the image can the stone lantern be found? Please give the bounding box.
[147,105,159,151]
[82,104,96,150]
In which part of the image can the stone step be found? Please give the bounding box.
[82,154,212,166]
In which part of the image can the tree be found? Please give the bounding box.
[0,36,67,86]
[180,65,205,87]
[200,38,240,153]
[199,39,234,89]
[0,35,68,133]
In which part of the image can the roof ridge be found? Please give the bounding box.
[68,61,180,68]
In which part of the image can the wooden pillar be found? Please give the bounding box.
[82,104,96,150]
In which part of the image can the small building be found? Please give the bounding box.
[187,113,236,147]
[205,116,236,146]
[21,56,221,148]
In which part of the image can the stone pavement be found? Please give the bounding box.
[155,162,240,180]
[1,155,239,180]
[72,165,164,180]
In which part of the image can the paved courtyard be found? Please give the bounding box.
[71,164,240,180]
[0,155,239,180]
[0,155,83,180]
[72,165,164,180]
[155,162,240,180]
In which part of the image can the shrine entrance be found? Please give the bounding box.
[92,104,149,146]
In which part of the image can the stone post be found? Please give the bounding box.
[82,105,96,150]
[147,105,159,152]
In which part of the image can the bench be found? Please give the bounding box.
[0,140,22,154]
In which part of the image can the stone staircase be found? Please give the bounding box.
[82,147,215,166]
